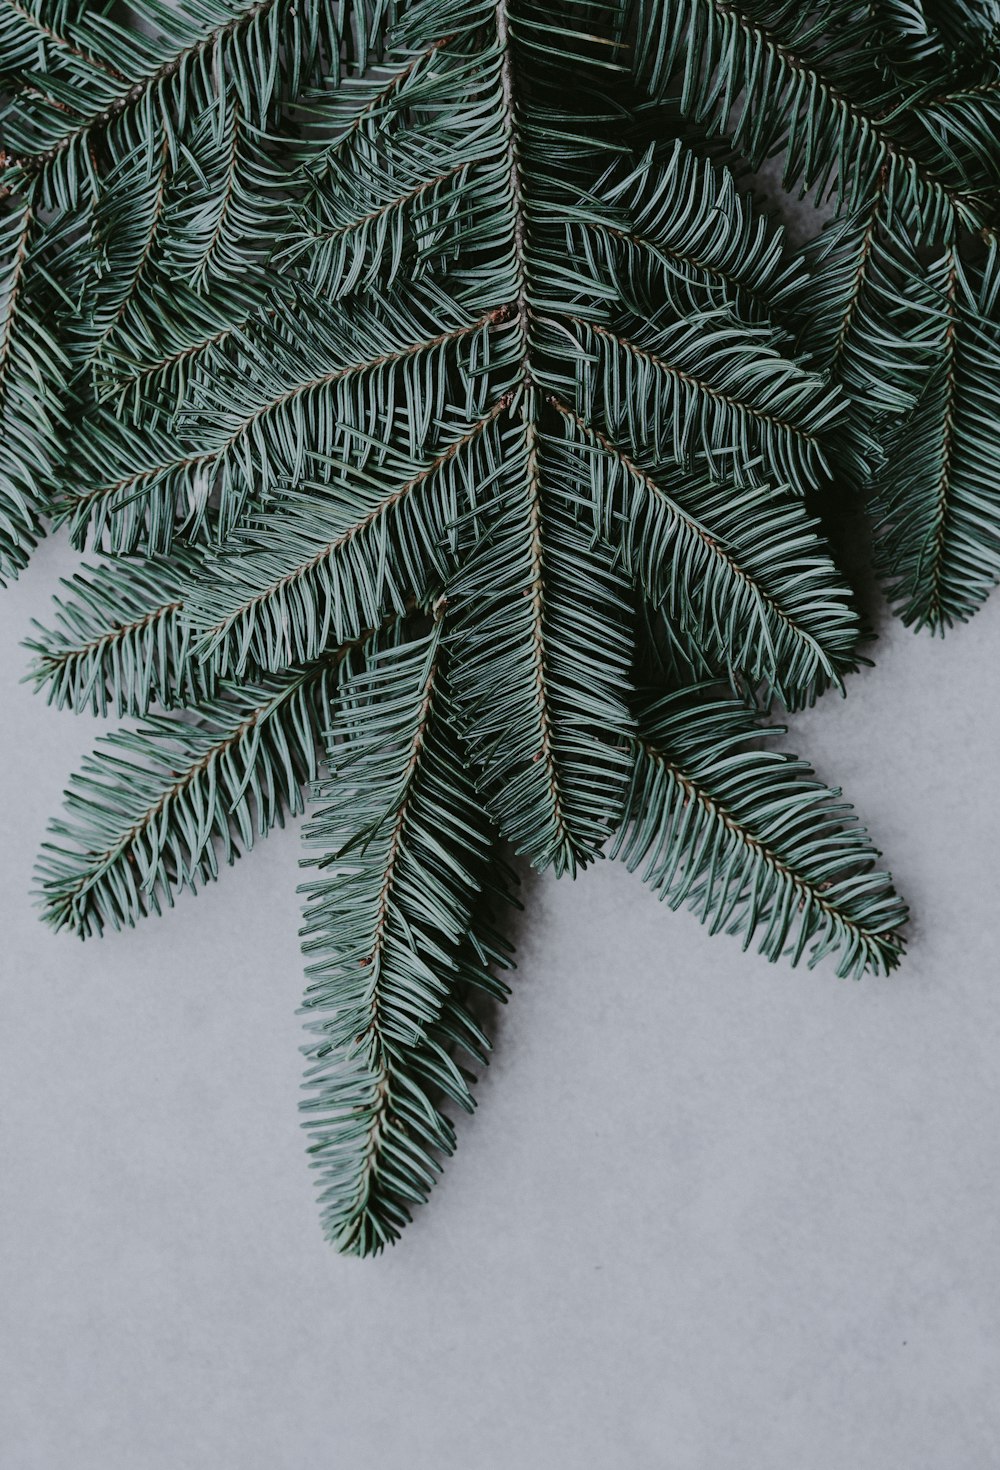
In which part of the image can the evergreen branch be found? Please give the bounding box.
[35,627,384,937]
[2,0,128,83]
[63,295,491,552]
[7,0,281,170]
[574,142,808,325]
[920,248,960,623]
[96,283,277,416]
[161,99,289,290]
[286,152,495,298]
[633,0,994,228]
[59,410,218,554]
[191,398,510,675]
[547,398,860,705]
[448,401,636,875]
[301,36,456,165]
[612,686,908,978]
[800,188,926,495]
[80,124,171,366]
[209,318,483,460]
[566,312,840,493]
[299,617,515,1254]
[583,315,821,439]
[0,202,29,383]
[24,549,213,717]
[827,174,889,376]
[488,404,573,861]
[587,221,786,324]
[183,97,245,286]
[0,198,39,572]
[9,0,928,1256]
[870,242,1000,628]
[0,197,66,578]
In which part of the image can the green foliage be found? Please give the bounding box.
[867,242,1000,629]
[631,0,1000,633]
[36,655,337,936]
[614,687,906,979]
[300,616,514,1254]
[25,549,212,716]
[19,0,1000,1251]
[0,200,66,579]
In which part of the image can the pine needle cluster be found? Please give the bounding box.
[3,0,997,1252]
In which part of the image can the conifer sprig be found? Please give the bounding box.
[631,0,1000,633]
[37,656,338,936]
[300,616,515,1254]
[5,0,942,1253]
[615,687,907,979]
[24,548,212,717]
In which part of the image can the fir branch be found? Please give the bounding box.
[11,0,926,1258]
[577,144,808,325]
[613,686,908,978]
[36,641,349,936]
[191,398,510,676]
[800,183,926,495]
[566,312,840,493]
[547,398,860,706]
[0,199,40,573]
[62,291,492,552]
[299,617,515,1254]
[7,0,282,170]
[302,37,457,160]
[1,0,129,84]
[0,197,66,579]
[870,242,1000,628]
[95,281,277,416]
[448,400,637,874]
[632,0,994,229]
[24,549,213,717]
[80,121,171,366]
[161,99,289,290]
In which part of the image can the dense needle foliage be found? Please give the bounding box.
[3,0,998,1253]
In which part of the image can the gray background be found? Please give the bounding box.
[2,527,999,1469]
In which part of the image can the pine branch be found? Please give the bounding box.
[4,0,304,169]
[574,143,809,327]
[547,399,860,707]
[562,312,840,494]
[94,278,277,416]
[0,0,129,84]
[448,398,637,873]
[281,90,498,299]
[190,401,509,676]
[0,198,66,579]
[11,0,928,1257]
[0,0,398,436]
[77,119,171,366]
[613,686,907,978]
[287,33,475,206]
[631,0,996,231]
[61,289,491,552]
[36,646,344,936]
[299,617,515,1254]
[804,208,1000,630]
[161,99,288,290]
[870,242,1000,629]
[24,548,213,716]
[47,0,871,869]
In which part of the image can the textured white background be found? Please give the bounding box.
[2,525,999,1468]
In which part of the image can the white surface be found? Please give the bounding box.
[1,532,999,1469]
